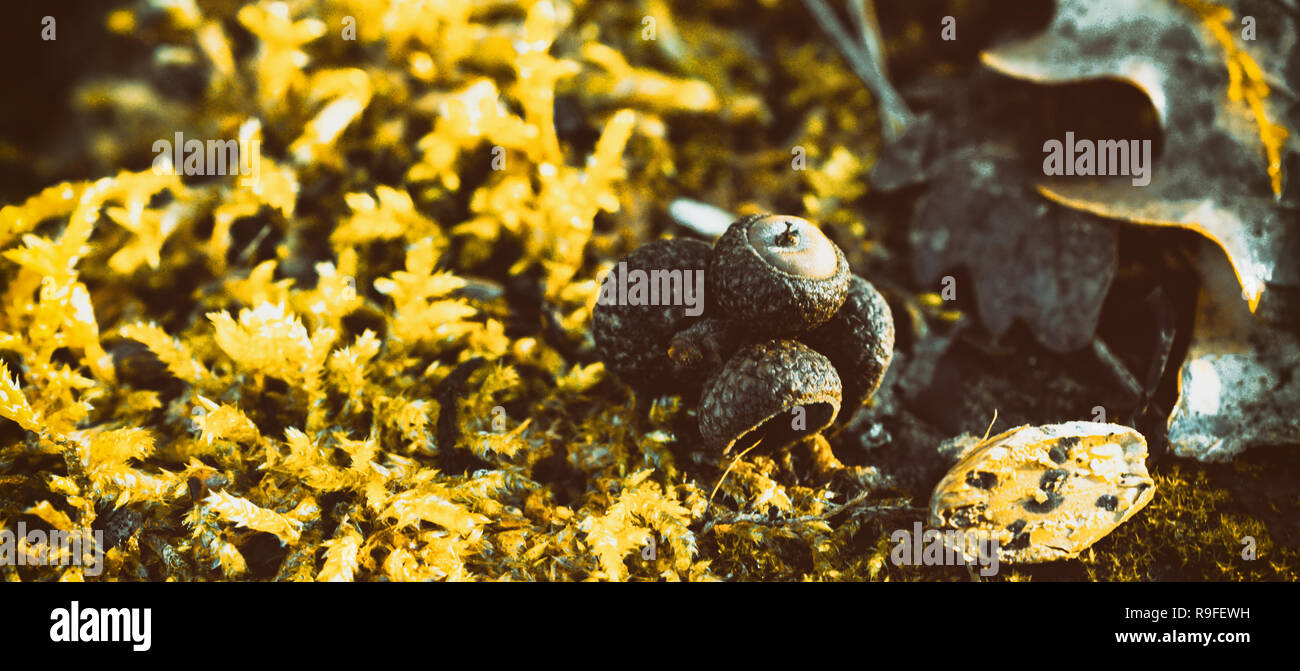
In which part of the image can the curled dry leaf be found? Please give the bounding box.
[982,0,1300,320]
[1166,242,1300,461]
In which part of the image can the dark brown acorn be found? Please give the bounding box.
[698,340,842,453]
[590,212,896,466]
[708,214,850,335]
[591,238,712,392]
[667,316,743,387]
[805,275,895,415]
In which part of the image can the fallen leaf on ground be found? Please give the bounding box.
[1166,241,1300,460]
[982,0,1299,321]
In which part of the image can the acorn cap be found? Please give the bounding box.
[698,340,842,453]
[592,238,713,392]
[709,214,850,335]
[805,275,895,413]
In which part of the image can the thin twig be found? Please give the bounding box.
[1091,337,1145,401]
[699,491,924,537]
[707,439,763,506]
[234,222,272,266]
[801,0,913,141]
[981,408,998,442]
[847,0,886,72]
[1140,287,1177,413]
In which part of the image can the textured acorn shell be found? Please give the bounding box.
[805,275,895,414]
[698,340,842,453]
[708,214,850,336]
[591,238,713,392]
[667,316,744,390]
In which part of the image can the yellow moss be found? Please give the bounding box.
[317,520,363,582]
[204,490,304,545]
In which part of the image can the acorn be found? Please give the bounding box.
[590,212,895,465]
[667,316,743,388]
[698,340,842,453]
[591,238,713,392]
[709,214,850,336]
[805,275,895,414]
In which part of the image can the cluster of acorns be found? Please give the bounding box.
[592,214,895,454]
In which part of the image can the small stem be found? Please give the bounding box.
[774,222,800,248]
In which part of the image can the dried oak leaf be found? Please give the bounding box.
[909,142,1117,352]
[873,73,1118,353]
[1166,241,1300,461]
[982,0,1300,321]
